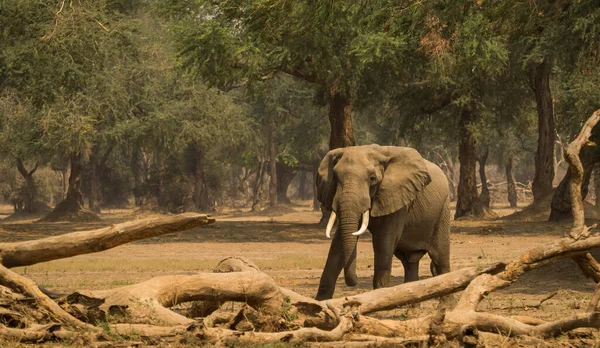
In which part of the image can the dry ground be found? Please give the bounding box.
[0,200,599,346]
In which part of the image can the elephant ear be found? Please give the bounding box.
[371,147,431,217]
[316,148,344,211]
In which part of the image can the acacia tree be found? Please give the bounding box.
[168,0,417,150]
[0,93,47,214]
[245,75,328,208]
[35,1,139,221]
[499,1,600,203]
[127,11,249,213]
[406,2,509,219]
[0,1,57,214]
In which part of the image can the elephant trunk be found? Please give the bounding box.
[338,198,361,287]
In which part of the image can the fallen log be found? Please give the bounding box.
[329,263,505,314]
[0,213,214,268]
[61,271,283,325]
[0,263,95,330]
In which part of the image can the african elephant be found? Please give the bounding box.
[315,144,450,300]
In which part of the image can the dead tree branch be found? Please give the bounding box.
[565,109,600,238]
[0,213,214,268]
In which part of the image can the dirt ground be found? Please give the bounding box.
[1,200,599,345]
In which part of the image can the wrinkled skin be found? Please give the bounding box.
[315,145,451,300]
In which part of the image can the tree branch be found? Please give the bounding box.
[564,109,600,238]
[0,213,214,268]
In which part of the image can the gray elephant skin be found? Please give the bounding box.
[315,144,451,300]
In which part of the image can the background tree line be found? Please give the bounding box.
[0,0,599,221]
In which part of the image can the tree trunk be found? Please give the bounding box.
[64,152,83,212]
[455,109,481,219]
[88,145,113,214]
[276,162,295,204]
[15,158,39,214]
[328,87,355,150]
[40,153,99,222]
[61,166,69,201]
[155,151,169,213]
[477,147,490,209]
[549,147,596,221]
[446,154,457,202]
[192,145,212,212]
[531,59,556,203]
[268,122,278,207]
[89,153,100,213]
[506,157,517,208]
[298,170,307,200]
[131,148,147,207]
[549,122,600,221]
[251,159,265,212]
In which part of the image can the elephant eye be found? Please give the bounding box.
[369,175,377,184]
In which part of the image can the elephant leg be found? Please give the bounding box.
[372,230,396,289]
[395,250,426,283]
[428,199,451,277]
[316,229,345,300]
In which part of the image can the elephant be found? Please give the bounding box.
[315,144,451,300]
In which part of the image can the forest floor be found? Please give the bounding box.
[0,199,599,346]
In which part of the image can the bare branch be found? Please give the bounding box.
[0,213,214,268]
[564,110,600,238]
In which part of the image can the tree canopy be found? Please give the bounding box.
[0,0,599,219]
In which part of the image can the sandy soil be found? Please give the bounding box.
[1,200,599,344]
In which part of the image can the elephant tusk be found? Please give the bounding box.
[325,211,337,239]
[352,210,370,236]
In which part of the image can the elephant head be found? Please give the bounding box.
[316,145,431,287]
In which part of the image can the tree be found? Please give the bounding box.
[499,1,600,203]
[409,1,508,219]
[170,0,416,150]
[35,1,139,221]
[126,10,250,213]
[0,92,47,213]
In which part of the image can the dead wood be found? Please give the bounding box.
[0,263,95,330]
[0,324,63,343]
[62,271,283,325]
[198,303,352,345]
[328,334,431,346]
[109,323,190,338]
[0,213,214,268]
[589,281,600,312]
[329,263,505,314]
[564,109,600,238]
[573,252,600,283]
[454,274,510,312]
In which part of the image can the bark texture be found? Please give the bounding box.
[531,59,556,202]
[328,87,355,150]
[276,162,296,204]
[455,109,493,219]
[549,116,600,221]
[0,213,214,268]
[41,153,100,222]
